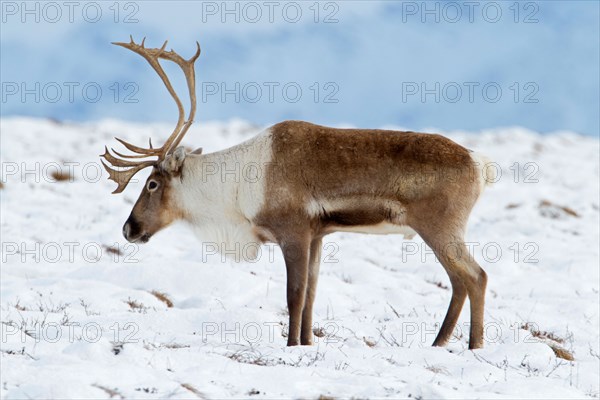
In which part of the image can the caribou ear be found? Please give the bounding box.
[160,147,186,175]
[191,147,203,155]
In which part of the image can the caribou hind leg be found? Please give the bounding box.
[427,235,487,349]
[432,271,468,347]
[411,214,488,350]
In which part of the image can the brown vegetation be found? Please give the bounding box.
[521,323,574,361]
[539,200,580,219]
[50,169,72,182]
[149,290,173,308]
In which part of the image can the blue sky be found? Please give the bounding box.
[1,1,599,136]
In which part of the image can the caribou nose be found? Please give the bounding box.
[123,222,131,241]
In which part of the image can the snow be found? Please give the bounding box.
[1,117,598,399]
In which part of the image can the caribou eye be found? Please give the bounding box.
[147,180,159,191]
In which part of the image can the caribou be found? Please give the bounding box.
[101,37,495,349]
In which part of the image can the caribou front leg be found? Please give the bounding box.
[281,236,311,346]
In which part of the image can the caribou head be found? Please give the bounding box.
[100,36,200,243]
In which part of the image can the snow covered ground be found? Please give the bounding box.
[1,117,598,399]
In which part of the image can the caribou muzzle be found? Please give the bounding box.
[123,217,151,244]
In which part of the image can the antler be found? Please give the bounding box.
[100,36,201,193]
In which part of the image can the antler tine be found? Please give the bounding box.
[111,137,155,158]
[101,160,155,194]
[156,40,201,155]
[111,149,149,159]
[100,146,155,192]
[134,40,200,156]
[102,147,149,166]
[114,137,158,156]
